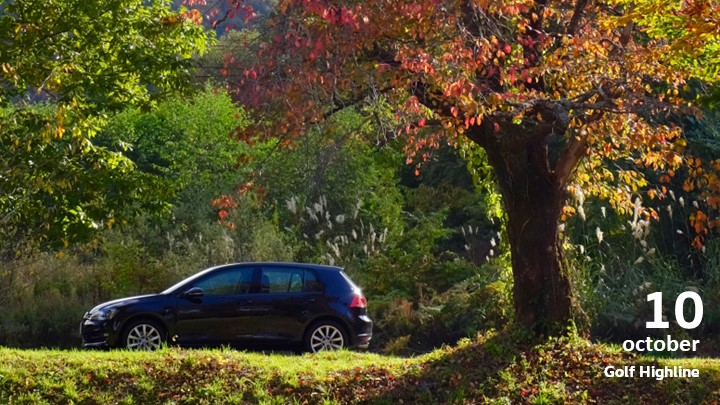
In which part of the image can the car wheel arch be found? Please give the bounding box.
[118,314,169,346]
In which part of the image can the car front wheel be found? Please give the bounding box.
[305,321,347,353]
[122,319,165,351]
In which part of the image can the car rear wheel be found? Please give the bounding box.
[122,319,165,351]
[305,321,347,353]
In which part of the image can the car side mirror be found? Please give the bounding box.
[182,287,204,299]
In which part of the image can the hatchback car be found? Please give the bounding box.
[80,262,372,352]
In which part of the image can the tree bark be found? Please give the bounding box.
[469,120,575,333]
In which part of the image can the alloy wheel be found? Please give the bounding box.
[309,324,345,352]
[126,323,163,351]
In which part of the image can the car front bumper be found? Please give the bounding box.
[80,317,120,348]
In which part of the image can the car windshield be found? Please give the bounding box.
[160,266,223,294]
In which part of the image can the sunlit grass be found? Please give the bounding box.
[2,335,720,404]
[0,346,419,404]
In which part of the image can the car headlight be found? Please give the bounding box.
[88,307,119,321]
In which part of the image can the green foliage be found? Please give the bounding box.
[564,191,720,347]
[359,208,448,297]
[92,88,258,262]
[0,0,212,251]
[195,29,261,82]
[257,109,404,243]
[97,86,251,225]
[371,260,512,353]
[0,104,163,252]
[248,221,294,262]
[246,111,503,305]
[617,0,720,84]
[0,253,96,348]
[683,109,720,165]
[0,0,209,107]
[459,139,505,224]
[244,110,411,276]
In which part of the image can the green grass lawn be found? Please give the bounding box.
[1,332,719,404]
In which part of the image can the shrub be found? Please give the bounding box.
[369,259,512,353]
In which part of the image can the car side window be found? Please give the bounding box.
[303,270,323,293]
[260,267,323,293]
[288,272,303,293]
[193,267,254,296]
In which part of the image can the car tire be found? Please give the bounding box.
[121,319,166,351]
[305,321,348,353]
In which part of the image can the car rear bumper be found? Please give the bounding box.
[350,315,373,348]
[355,333,371,349]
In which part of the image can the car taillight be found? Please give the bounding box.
[350,293,367,309]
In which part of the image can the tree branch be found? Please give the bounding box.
[552,110,605,188]
[553,133,587,189]
[567,0,590,36]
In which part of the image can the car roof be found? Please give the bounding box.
[214,262,344,272]
[162,262,344,295]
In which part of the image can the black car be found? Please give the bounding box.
[80,262,372,352]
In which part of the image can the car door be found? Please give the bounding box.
[173,265,257,346]
[248,265,324,342]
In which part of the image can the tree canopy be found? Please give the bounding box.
[221,0,720,331]
[0,0,211,251]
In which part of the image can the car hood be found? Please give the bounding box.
[90,294,160,313]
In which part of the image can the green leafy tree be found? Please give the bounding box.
[0,0,211,252]
[97,87,251,234]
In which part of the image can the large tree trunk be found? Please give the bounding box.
[469,120,579,333]
[490,142,572,331]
